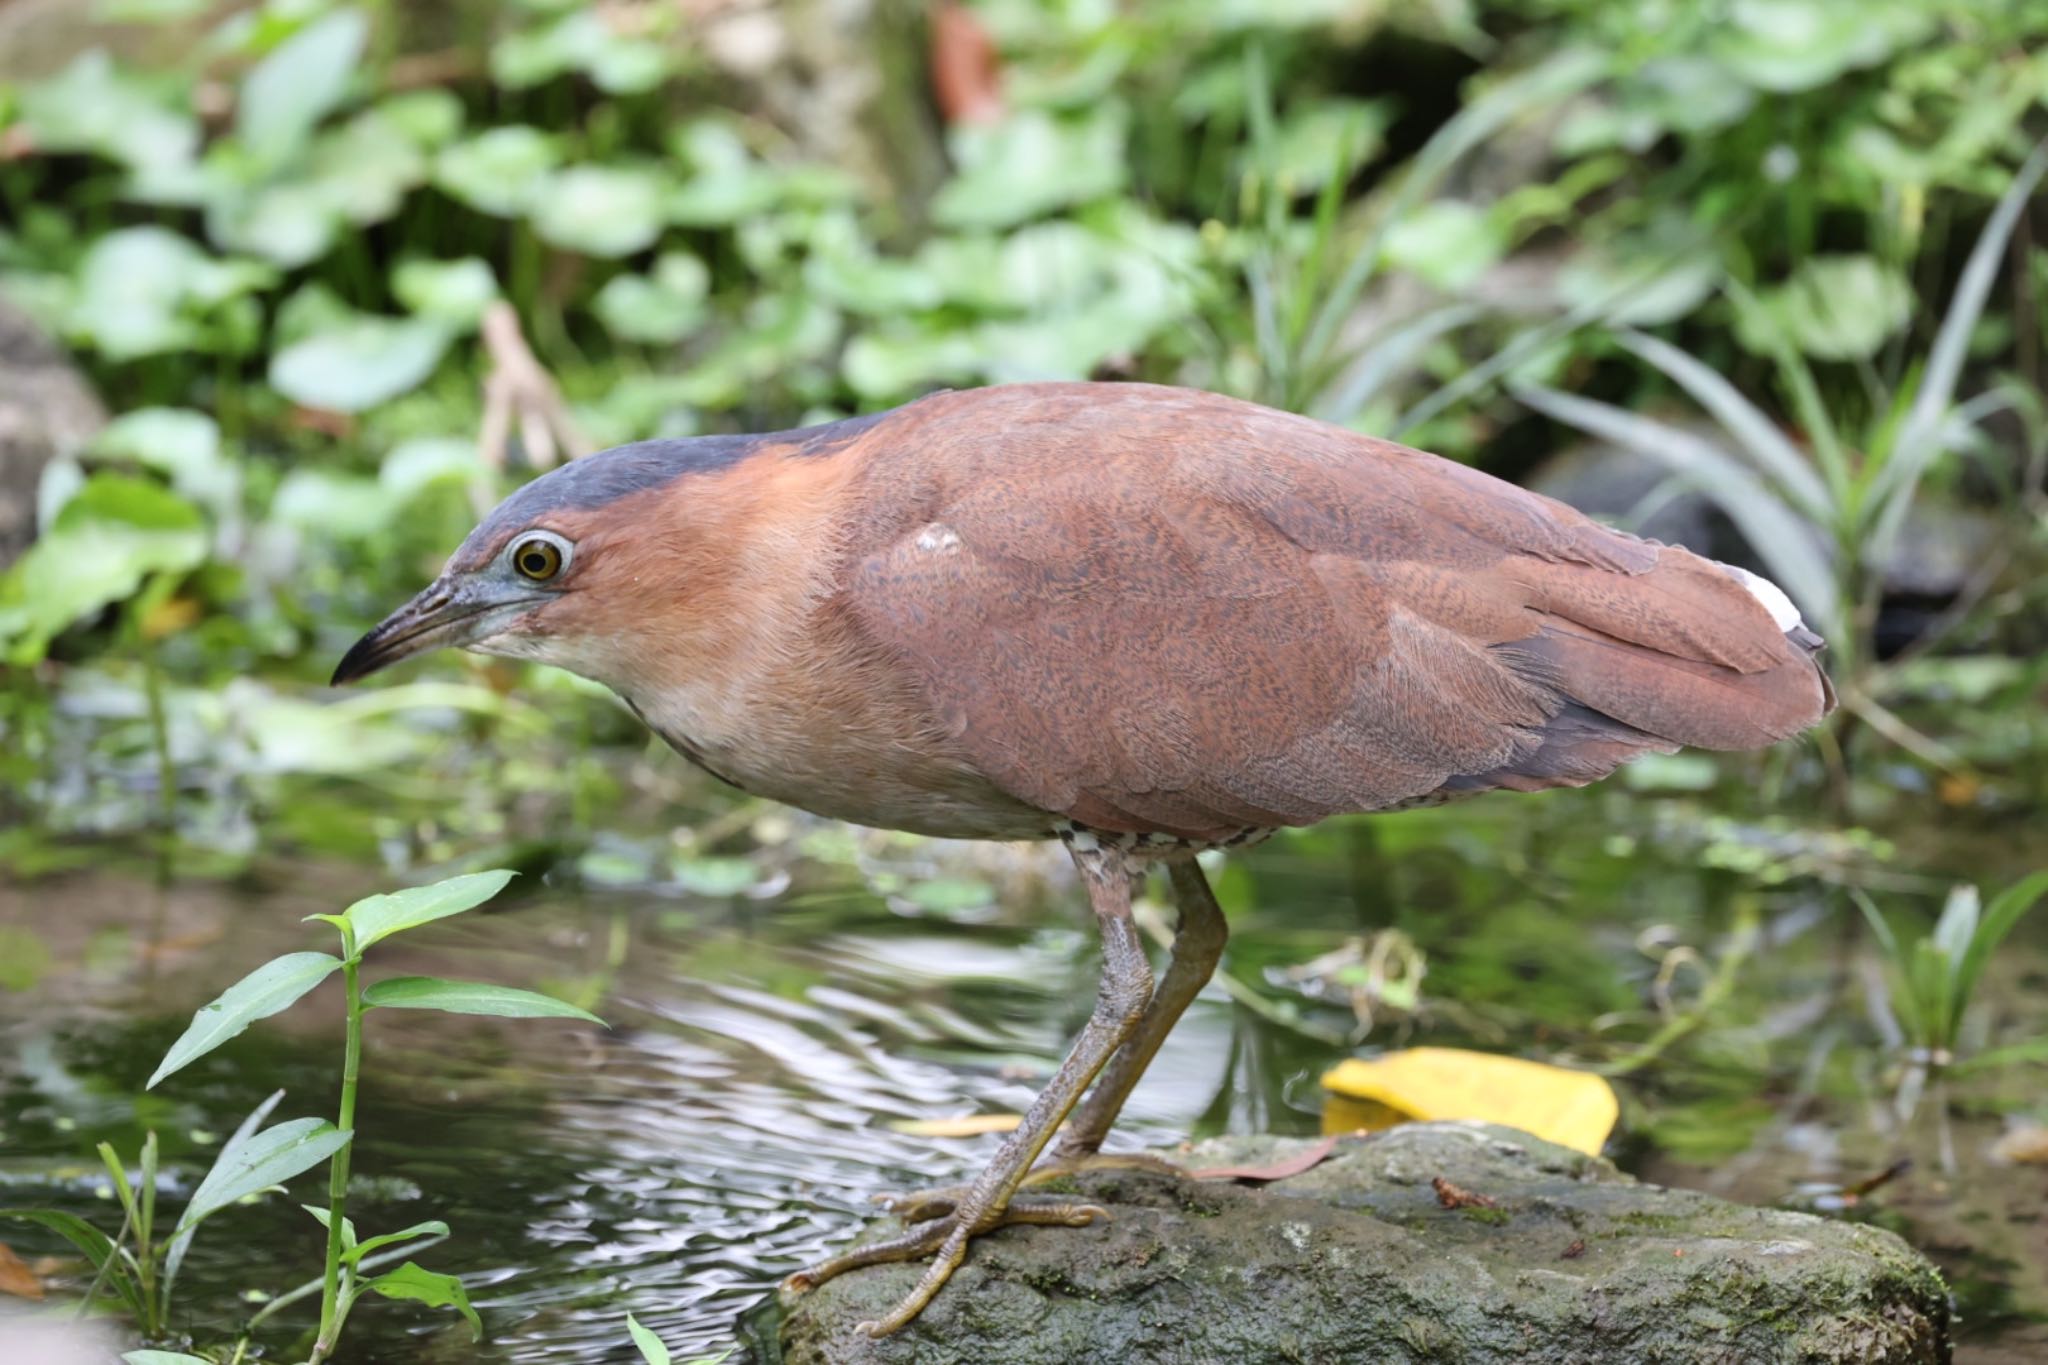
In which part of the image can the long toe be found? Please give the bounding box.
[873,1182,970,1224]
[785,1196,1111,1327]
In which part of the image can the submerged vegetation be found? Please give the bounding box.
[0,0,2045,1360]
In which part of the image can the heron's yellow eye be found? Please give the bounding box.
[512,538,563,581]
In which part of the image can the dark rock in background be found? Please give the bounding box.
[0,295,105,566]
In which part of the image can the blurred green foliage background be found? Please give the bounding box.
[1,0,2044,866]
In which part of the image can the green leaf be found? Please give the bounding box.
[0,471,210,662]
[301,1202,356,1247]
[149,953,341,1088]
[377,89,464,147]
[268,314,452,412]
[19,50,198,172]
[1738,254,1911,361]
[1950,870,2048,1046]
[363,1261,482,1340]
[492,11,668,94]
[67,227,273,361]
[308,110,429,228]
[1930,885,1980,978]
[333,870,517,954]
[1381,200,1504,292]
[531,164,669,258]
[594,252,710,343]
[347,1218,452,1265]
[380,437,479,502]
[932,108,1128,230]
[167,1089,286,1291]
[124,1353,216,1365]
[238,8,369,165]
[434,125,561,216]
[1872,138,2048,553]
[364,976,604,1025]
[1909,939,1953,1051]
[1,1209,147,1320]
[206,179,343,269]
[1708,0,1931,94]
[89,408,236,511]
[393,257,499,328]
[1614,329,1831,520]
[627,1314,672,1365]
[173,1118,350,1238]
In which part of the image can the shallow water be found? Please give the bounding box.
[2,782,2044,1362]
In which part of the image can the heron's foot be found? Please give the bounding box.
[878,1150,1188,1225]
[782,1195,1108,1335]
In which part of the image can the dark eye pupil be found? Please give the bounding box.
[517,543,557,577]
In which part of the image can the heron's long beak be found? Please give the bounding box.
[330,577,536,685]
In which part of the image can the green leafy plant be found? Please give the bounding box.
[6,870,601,1364]
[1856,870,2048,1074]
[1517,138,2048,699]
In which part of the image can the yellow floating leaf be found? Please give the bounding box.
[1992,1125,2048,1165]
[1321,1047,1617,1156]
[889,1113,1024,1138]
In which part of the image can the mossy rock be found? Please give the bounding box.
[771,1122,1947,1364]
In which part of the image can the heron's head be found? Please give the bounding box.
[331,415,885,689]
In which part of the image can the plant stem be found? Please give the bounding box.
[141,643,177,845]
[313,941,365,1361]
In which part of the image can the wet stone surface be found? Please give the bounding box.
[774,1122,1950,1365]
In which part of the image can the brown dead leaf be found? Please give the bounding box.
[0,1242,45,1300]
[287,406,355,439]
[1431,1175,1498,1210]
[1193,1135,1340,1183]
[930,1,1003,125]
[1560,1238,1586,1260]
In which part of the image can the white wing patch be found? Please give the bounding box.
[1719,563,1802,632]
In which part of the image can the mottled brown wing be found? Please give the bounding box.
[845,384,1832,841]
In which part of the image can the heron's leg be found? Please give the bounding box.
[1054,857,1228,1160]
[879,858,1229,1226]
[784,845,1151,1336]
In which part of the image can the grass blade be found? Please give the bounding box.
[1871,138,2048,557]
[0,1209,148,1320]
[1300,46,1607,376]
[1615,328,1832,519]
[1950,870,2048,1047]
[1313,303,1480,424]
